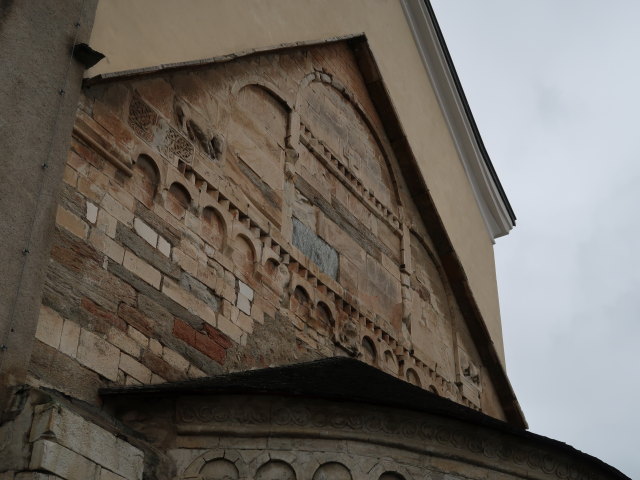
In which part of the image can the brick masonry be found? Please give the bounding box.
[28,42,501,417]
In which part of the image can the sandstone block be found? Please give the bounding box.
[163,278,217,327]
[59,320,81,358]
[217,315,243,343]
[76,329,119,381]
[162,347,190,372]
[119,352,152,384]
[89,229,125,263]
[35,305,63,349]
[107,327,141,358]
[123,250,162,289]
[127,325,149,348]
[30,440,98,480]
[149,338,163,356]
[101,193,134,227]
[56,207,88,239]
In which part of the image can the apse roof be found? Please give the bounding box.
[100,357,627,479]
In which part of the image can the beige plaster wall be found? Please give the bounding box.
[87,0,505,362]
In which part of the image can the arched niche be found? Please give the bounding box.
[315,301,334,330]
[198,458,239,480]
[227,83,288,227]
[383,350,399,376]
[379,472,406,480]
[405,368,421,388]
[312,462,352,480]
[255,460,296,480]
[130,154,160,208]
[166,181,191,219]
[361,336,377,365]
[202,206,226,250]
[291,285,311,318]
[297,74,400,213]
[231,234,255,279]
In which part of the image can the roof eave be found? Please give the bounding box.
[401,0,516,241]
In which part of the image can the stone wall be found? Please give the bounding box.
[28,42,501,417]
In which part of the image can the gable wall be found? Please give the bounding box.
[29,42,505,420]
[86,0,506,364]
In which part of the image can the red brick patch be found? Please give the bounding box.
[118,303,153,336]
[81,297,126,331]
[172,318,233,365]
[203,323,233,349]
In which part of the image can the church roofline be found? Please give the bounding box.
[402,0,516,240]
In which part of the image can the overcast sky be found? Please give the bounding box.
[430,1,639,478]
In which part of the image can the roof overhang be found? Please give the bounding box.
[402,0,516,240]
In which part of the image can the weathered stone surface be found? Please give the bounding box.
[76,329,120,381]
[32,40,498,421]
[292,218,338,279]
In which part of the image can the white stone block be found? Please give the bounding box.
[133,218,158,247]
[76,329,119,381]
[238,280,254,301]
[86,202,98,224]
[236,294,251,315]
[157,235,171,257]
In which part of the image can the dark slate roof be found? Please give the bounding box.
[101,357,626,479]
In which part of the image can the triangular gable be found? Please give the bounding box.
[54,37,524,426]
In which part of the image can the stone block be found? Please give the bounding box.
[157,235,171,257]
[76,329,119,381]
[116,223,180,278]
[133,217,158,247]
[163,278,217,327]
[236,293,252,315]
[30,406,144,480]
[149,338,163,356]
[123,250,162,289]
[56,206,88,239]
[96,208,118,238]
[29,440,98,480]
[99,468,127,480]
[216,315,243,343]
[127,325,149,347]
[238,280,254,301]
[119,352,152,384]
[162,347,190,372]
[107,327,141,358]
[86,201,98,224]
[236,312,254,334]
[35,305,63,349]
[101,193,134,227]
[89,229,125,263]
[59,319,81,358]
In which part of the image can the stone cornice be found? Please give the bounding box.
[401,0,516,240]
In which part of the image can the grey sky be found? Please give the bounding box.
[431,1,639,478]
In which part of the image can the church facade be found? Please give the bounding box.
[0,2,627,480]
